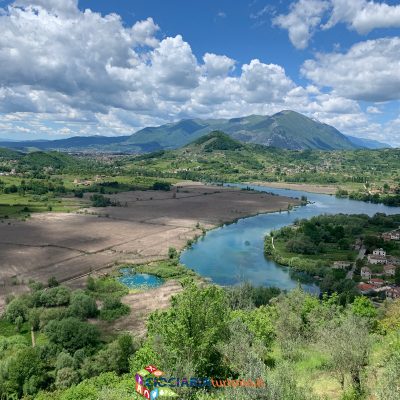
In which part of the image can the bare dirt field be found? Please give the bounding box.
[0,184,299,313]
[96,280,184,337]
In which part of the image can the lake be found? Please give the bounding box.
[180,184,400,293]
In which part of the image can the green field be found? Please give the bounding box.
[0,150,178,219]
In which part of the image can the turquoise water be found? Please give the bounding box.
[180,184,400,293]
[118,269,164,289]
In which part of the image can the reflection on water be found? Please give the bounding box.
[180,184,400,293]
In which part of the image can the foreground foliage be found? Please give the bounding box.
[1,278,398,399]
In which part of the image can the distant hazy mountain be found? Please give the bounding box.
[0,110,384,153]
[346,135,391,149]
[0,135,129,152]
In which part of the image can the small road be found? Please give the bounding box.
[346,245,366,279]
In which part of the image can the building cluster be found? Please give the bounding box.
[382,229,400,241]
[357,247,400,299]
[0,168,16,176]
[73,175,106,186]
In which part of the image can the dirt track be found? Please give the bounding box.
[0,184,299,313]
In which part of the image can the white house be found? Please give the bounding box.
[368,255,387,265]
[373,248,386,257]
[332,261,351,270]
[368,250,387,265]
[361,267,372,280]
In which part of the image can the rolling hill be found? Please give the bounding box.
[0,111,390,153]
[128,131,400,191]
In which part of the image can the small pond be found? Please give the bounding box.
[118,268,164,289]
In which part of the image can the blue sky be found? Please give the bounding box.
[0,0,400,145]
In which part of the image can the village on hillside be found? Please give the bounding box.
[340,228,400,299]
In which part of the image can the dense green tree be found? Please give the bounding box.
[145,283,230,377]
[47,276,59,287]
[39,286,71,307]
[2,347,49,397]
[68,290,98,319]
[86,276,96,291]
[90,194,111,207]
[232,306,275,349]
[55,352,75,371]
[351,296,377,321]
[152,181,171,191]
[28,308,41,331]
[55,368,80,390]
[226,283,281,310]
[44,317,100,353]
[81,335,135,378]
[5,298,29,324]
[99,296,129,321]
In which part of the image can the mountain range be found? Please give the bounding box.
[0,110,391,153]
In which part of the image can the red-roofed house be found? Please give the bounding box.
[369,278,385,287]
[357,283,375,294]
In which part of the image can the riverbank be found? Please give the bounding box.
[264,213,400,300]
[0,183,300,311]
[248,181,338,195]
[180,183,400,292]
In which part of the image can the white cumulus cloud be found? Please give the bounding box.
[275,0,400,49]
[301,37,400,102]
[273,0,329,49]
[202,53,235,78]
[324,0,400,34]
[0,0,398,145]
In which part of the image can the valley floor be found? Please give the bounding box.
[0,183,299,312]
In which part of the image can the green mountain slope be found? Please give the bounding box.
[125,110,357,151]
